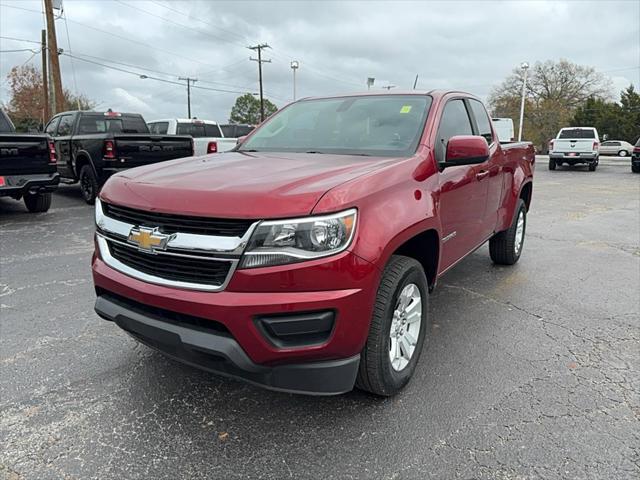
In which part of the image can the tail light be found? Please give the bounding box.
[593,141,599,151]
[634,146,640,153]
[103,140,116,159]
[48,140,57,164]
[549,139,554,151]
[206,141,218,154]
[0,176,5,187]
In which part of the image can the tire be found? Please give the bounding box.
[79,164,98,205]
[588,162,597,172]
[356,255,429,396]
[548,158,556,170]
[618,150,628,157]
[632,163,640,173]
[489,199,526,265]
[23,192,52,213]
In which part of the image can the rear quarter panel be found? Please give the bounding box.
[496,142,535,231]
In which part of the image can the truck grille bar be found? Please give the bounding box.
[95,199,259,291]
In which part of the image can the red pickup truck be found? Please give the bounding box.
[92,91,534,396]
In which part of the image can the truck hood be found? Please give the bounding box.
[100,151,400,219]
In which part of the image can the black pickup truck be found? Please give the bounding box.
[0,109,59,213]
[45,110,193,204]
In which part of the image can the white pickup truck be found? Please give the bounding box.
[549,127,600,171]
[147,118,236,156]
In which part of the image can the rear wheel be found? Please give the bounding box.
[548,159,556,170]
[618,150,628,157]
[356,255,429,396]
[79,165,98,205]
[490,199,526,265]
[588,161,597,172]
[632,163,640,173]
[23,192,52,213]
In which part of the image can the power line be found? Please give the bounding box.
[61,8,81,108]
[0,48,39,53]
[0,35,42,45]
[147,0,250,45]
[113,0,247,50]
[60,52,253,95]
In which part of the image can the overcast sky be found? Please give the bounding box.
[1,0,638,122]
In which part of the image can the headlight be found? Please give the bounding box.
[240,209,357,268]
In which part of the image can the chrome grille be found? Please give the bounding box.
[107,240,232,287]
[102,202,254,237]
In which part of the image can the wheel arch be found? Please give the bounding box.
[390,227,440,292]
[73,151,97,179]
[519,181,533,211]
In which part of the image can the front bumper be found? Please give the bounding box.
[95,293,360,395]
[0,172,59,197]
[92,248,380,393]
[550,152,597,163]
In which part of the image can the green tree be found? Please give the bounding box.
[489,59,612,151]
[571,85,640,143]
[620,84,640,143]
[229,93,277,125]
[1,65,94,132]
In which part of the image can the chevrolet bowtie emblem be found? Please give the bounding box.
[127,226,173,253]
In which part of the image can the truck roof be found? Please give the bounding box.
[297,89,480,102]
[149,118,220,125]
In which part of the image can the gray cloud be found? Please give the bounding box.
[1,0,638,123]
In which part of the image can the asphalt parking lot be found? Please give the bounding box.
[1,157,638,480]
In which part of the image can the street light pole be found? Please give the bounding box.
[290,60,299,101]
[518,62,529,142]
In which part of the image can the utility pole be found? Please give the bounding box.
[178,77,197,118]
[41,29,50,122]
[249,43,271,122]
[44,0,64,114]
[518,62,529,142]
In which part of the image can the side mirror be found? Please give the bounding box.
[441,135,489,169]
[236,135,247,146]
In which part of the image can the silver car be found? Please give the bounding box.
[599,140,634,157]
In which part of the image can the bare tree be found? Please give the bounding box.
[489,59,612,150]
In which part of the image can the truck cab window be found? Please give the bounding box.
[149,122,169,135]
[45,117,60,135]
[435,99,473,163]
[57,115,74,136]
[468,99,494,145]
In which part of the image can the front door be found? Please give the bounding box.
[436,99,488,271]
[54,114,75,178]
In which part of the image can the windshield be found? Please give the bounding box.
[239,95,432,157]
[558,129,596,139]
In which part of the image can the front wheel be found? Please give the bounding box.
[356,255,429,396]
[490,199,526,265]
[618,150,628,157]
[79,165,98,205]
[23,192,52,213]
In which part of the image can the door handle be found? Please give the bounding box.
[476,170,490,180]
